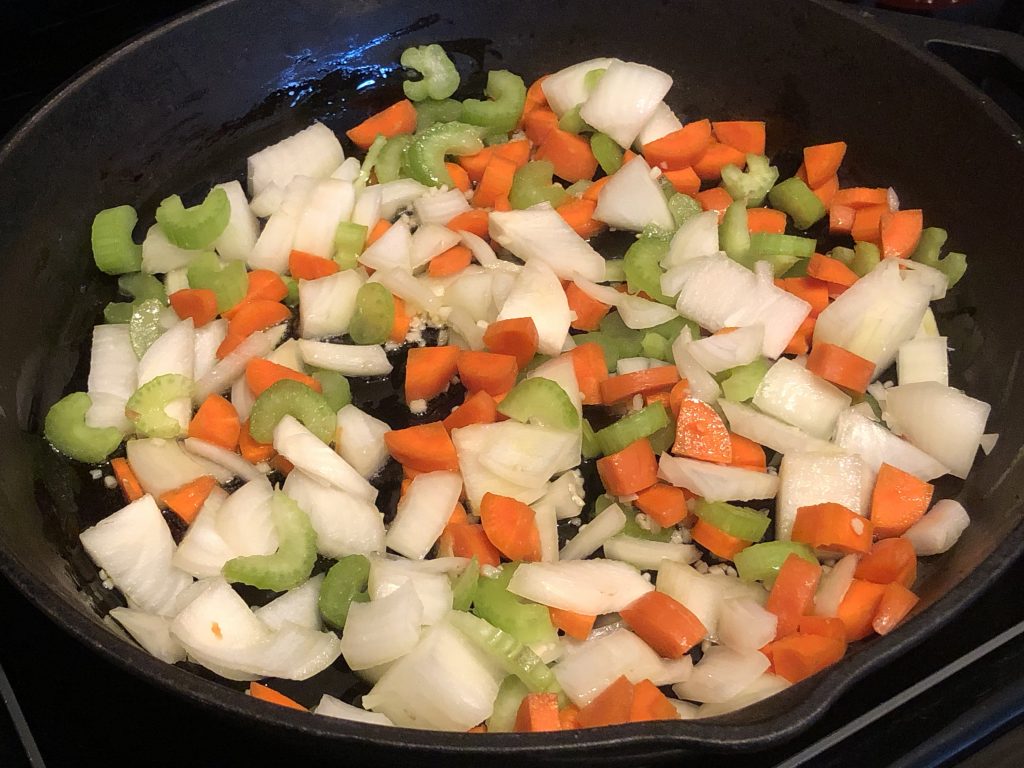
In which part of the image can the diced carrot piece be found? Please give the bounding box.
[482,318,539,368]
[835,578,888,641]
[791,502,873,556]
[444,522,502,567]
[219,300,292,358]
[559,704,580,730]
[850,204,887,244]
[548,606,596,641]
[223,270,290,321]
[764,634,846,683]
[523,107,559,146]
[833,187,888,209]
[806,342,875,393]
[443,390,498,431]
[248,682,306,711]
[366,219,391,247]
[390,295,410,344]
[596,438,658,496]
[796,615,847,641]
[289,249,339,280]
[519,76,550,127]
[479,492,541,562]
[556,197,605,239]
[239,420,275,463]
[621,591,707,659]
[448,502,470,526]
[712,120,766,155]
[445,162,471,193]
[728,433,767,472]
[245,358,321,398]
[514,692,561,733]
[691,518,750,560]
[635,483,689,527]
[803,142,847,189]
[672,398,732,463]
[565,282,611,331]
[169,288,218,327]
[427,245,472,277]
[600,366,681,404]
[457,350,519,396]
[536,128,598,183]
[629,679,679,722]
[872,582,920,636]
[775,277,829,318]
[576,676,635,728]
[642,119,713,170]
[569,343,610,406]
[855,537,918,588]
[747,207,787,235]
[766,554,823,638]
[473,155,518,210]
[661,168,701,196]
[446,208,490,238]
[829,204,856,235]
[188,394,241,451]
[870,463,935,539]
[383,422,459,473]
[692,141,747,181]
[582,175,612,202]
[811,174,839,208]
[345,100,417,149]
[110,458,144,503]
[405,345,460,402]
[784,316,816,356]
[159,475,217,525]
[694,187,733,222]
[269,454,294,476]
[667,379,691,420]
[880,208,924,259]
[806,252,859,287]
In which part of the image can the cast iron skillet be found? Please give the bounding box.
[1,0,1023,763]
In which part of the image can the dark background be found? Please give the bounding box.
[2,1,1024,766]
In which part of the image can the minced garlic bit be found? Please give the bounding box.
[634,513,654,532]
[89,469,103,480]
[409,398,428,415]
[103,475,118,490]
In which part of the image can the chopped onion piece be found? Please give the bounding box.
[719,400,836,456]
[579,60,673,149]
[593,156,674,232]
[335,405,391,479]
[635,102,683,148]
[696,674,790,718]
[775,451,871,540]
[452,424,548,512]
[110,607,186,664]
[369,267,442,315]
[247,122,343,199]
[315,694,395,726]
[410,223,461,271]
[193,319,227,382]
[554,628,665,707]
[141,224,201,274]
[559,503,627,560]
[671,327,721,403]
[541,57,617,117]
[183,437,266,482]
[717,597,778,651]
[211,180,258,261]
[293,178,356,258]
[495,258,571,356]
[602,536,700,571]
[832,408,948,481]
[194,325,286,400]
[658,454,779,501]
[617,293,679,329]
[489,204,605,282]
[478,422,579,488]
[897,336,949,386]
[351,185,382,230]
[980,433,999,455]
[255,574,325,632]
[368,557,453,626]
[506,559,653,614]
[687,325,764,374]
[341,582,424,670]
[359,215,412,273]
[662,212,720,269]
[656,561,766,640]
[673,646,770,704]
[413,188,470,226]
[376,179,430,219]
[387,472,463,560]
[273,415,378,502]
[126,438,211,499]
[248,175,315,273]
[282,469,385,558]
[297,340,393,377]
[814,554,858,617]
[752,358,851,439]
[904,499,970,556]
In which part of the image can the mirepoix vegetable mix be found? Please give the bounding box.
[46,45,991,732]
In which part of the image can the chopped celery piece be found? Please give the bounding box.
[720,200,751,267]
[910,227,967,287]
[460,70,527,134]
[311,370,352,412]
[282,276,300,307]
[448,610,561,694]
[91,205,142,275]
[720,358,770,402]
[641,331,672,362]
[334,222,367,270]
[414,98,464,131]
[829,246,856,266]
[623,233,673,305]
[734,541,818,587]
[118,272,167,305]
[768,177,825,230]
[497,377,580,430]
[451,557,480,612]
[648,314,697,343]
[248,379,335,444]
[44,392,124,463]
[104,301,135,325]
[603,258,626,282]
[582,419,601,460]
[595,403,670,456]
[318,554,370,629]
[401,44,460,102]
[558,105,589,135]
[484,132,511,146]
[348,283,395,345]
[648,424,674,455]
[590,132,623,175]
[669,193,702,227]
[128,298,166,358]
[406,121,485,188]
[186,252,247,313]
[126,374,192,438]
[375,134,411,184]
[357,134,388,190]
[584,67,607,93]
[566,179,593,198]
[721,154,779,207]
[472,564,558,647]
[509,160,569,210]
[780,259,809,278]
[862,391,884,421]
[851,241,881,278]
[599,313,644,356]
[155,187,230,249]
[694,499,770,542]
[748,232,816,276]
[622,509,674,542]
[593,494,616,515]
[223,491,317,592]
[642,222,675,240]
[487,675,530,733]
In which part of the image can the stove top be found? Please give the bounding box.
[2,1,1023,766]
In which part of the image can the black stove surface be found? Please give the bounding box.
[2,1,1024,766]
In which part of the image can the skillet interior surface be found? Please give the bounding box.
[0,0,1023,761]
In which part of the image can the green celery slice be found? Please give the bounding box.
[348,283,395,345]
[720,200,751,267]
[472,564,557,647]
[721,154,779,207]
[487,675,530,733]
[596,495,673,542]
[104,301,135,325]
[155,187,230,250]
[668,193,702,228]
[334,222,367,270]
[748,232,816,276]
[768,177,825,230]
[497,377,580,430]
[595,403,670,456]
[734,541,818,587]
[128,298,166,358]
[508,161,569,210]
[590,132,623,174]
[186,251,247,313]
[44,392,124,463]
[641,332,672,362]
[248,379,335,444]
[448,609,561,694]
[401,44,460,102]
[648,424,674,456]
[91,205,142,275]
[829,246,856,266]
[720,358,771,403]
[357,134,388,190]
[558,105,588,135]
[694,499,770,542]
[583,67,607,93]
[374,135,412,184]
[223,491,317,592]
[118,272,167,305]
[581,419,601,460]
[125,374,193,438]
[910,227,967,287]
[310,370,352,412]
[282,275,300,307]
[451,557,480,612]
[406,121,485,188]
[414,98,464,132]
[318,554,371,629]
[623,232,673,305]
[460,70,527,134]
[850,241,881,277]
